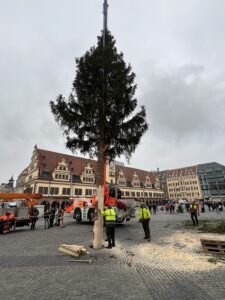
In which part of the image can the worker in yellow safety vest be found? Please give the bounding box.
[101,205,116,249]
[189,200,199,226]
[139,202,151,241]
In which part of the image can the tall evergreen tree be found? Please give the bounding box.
[50,31,148,248]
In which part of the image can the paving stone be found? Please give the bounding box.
[0,211,225,299]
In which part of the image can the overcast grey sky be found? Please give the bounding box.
[1,0,225,183]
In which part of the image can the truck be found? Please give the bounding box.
[0,193,42,234]
[67,184,136,224]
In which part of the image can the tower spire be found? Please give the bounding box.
[103,0,109,47]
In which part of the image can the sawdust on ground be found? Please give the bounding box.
[138,227,225,272]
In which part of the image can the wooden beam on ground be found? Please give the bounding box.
[58,244,87,257]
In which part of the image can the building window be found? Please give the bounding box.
[82,176,94,183]
[145,183,152,188]
[75,188,82,196]
[118,180,126,186]
[38,186,48,195]
[125,191,130,197]
[85,189,92,196]
[131,192,135,197]
[50,187,59,195]
[62,188,70,195]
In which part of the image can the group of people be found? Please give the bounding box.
[205,201,224,214]
[101,201,152,249]
[43,206,64,229]
[29,205,65,231]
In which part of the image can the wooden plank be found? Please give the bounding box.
[58,244,87,257]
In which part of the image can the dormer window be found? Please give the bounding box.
[53,158,70,181]
[81,163,95,183]
[117,170,126,186]
[132,173,140,187]
[145,175,152,188]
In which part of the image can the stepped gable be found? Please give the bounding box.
[115,164,156,183]
[167,165,197,177]
[37,148,98,176]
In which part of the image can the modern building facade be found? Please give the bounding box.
[15,146,164,202]
[197,162,225,200]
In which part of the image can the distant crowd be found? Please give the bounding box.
[142,199,225,215]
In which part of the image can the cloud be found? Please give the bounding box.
[1,0,225,183]
[139,63,225,142]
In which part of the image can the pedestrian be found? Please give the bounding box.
[139,202,151,241]
[100,205,116,249]
[30,206,39,230]
[60,209,64,227]
[56,209,63,227]
[147,201,152,213]
[152,203,157,215]
[43,207,50,229]
[189,200,199,226]
[49,207,56,227]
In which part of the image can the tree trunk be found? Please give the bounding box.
[92,145,105,249]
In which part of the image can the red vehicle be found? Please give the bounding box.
[0,193,42,234]
[67,184,136,224]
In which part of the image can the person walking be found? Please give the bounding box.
[152,203,157,215]
[56,209,64,227]
[101,205,116,249]
[49,207,56,227]
[189,200,199,226]
[43,207,50,229]
[30,206,39,230]
[60,209,64,228]
[139,202,151,241]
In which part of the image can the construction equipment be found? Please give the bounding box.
[70,184,136,224]
[0,193,42,234]
[0,193,42,205]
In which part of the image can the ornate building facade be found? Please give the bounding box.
[15,146,164,202]
[166,166,202,201]
[157,162,225,202]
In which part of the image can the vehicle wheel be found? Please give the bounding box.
[3,224,10,234]
[88,209,95,224]
[74,209,82,222]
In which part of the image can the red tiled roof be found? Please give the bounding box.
[167,165,197,177]
[37,149,98,175]
[115,165,156,183]
[36,148,157,183]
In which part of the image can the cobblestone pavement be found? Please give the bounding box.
[0,209,225,300]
